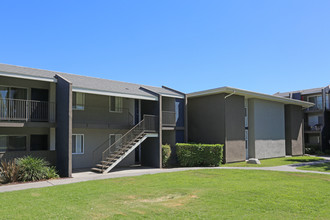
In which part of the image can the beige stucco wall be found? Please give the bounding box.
[248,99,286,159]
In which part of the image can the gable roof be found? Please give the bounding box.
[0,63,183,100]
[188,86,314,108]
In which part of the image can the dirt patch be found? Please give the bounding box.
[140,194,183,203]
[31,193,41,197]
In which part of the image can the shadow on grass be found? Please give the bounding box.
[284,158,322,163]
[299,162,330,172]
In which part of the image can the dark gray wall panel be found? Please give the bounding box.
[55,75,72,177]
[188,94,225,144]
[224,95,245,162]
[285,105,304,155]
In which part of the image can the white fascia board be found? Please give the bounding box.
[0,71,57,82]
[72,87,158,101]
[188,86,314,108]
[159,93,185,99]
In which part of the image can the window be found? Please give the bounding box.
[109,134,122,146]
[30,135,48,151]
[72,92,85,110]
[72,134,84,154]
[0,135,27,152]
[0,86,27,100]
[109,96,123,112]
[308,95,322,110]
[0,87,28,119]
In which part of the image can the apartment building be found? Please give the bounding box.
[0,63,186,177]
[0,63,313,176]
[188,87,313,163]
[275,86,330,153]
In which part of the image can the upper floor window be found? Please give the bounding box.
[72,92,85,110]
[0,86,27,100]
[308,95,322,110]
[109,96,123,113]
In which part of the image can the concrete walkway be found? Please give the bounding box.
[1,156,329,193]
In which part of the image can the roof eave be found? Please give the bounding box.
[188,86,314,108]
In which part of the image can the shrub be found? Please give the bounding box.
[45,166,60,179]
[176,143,223,167]
[162,144,171,167]
[305,144,320,154]
[17,156,59,182]
[0,160,20,184]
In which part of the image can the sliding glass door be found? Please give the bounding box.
[0,86,27,120]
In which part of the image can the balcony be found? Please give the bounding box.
[304,124,323,133]
[0,98,55,123]
[162,111,176,127]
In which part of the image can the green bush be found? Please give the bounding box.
[0,160,20,184]
[176,143,223,167]
[305,144,320,154]
[17,156,59,182]
[162,144,171,168]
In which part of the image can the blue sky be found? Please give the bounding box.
[1,1,329,94]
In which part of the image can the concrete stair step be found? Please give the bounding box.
[91,167,103,173]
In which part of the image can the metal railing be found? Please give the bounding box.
[162,111,176,126]
[0,98,55,122]
[101,115,158,170]
[305,124,323,132]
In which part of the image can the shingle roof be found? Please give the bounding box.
[0,63,183,99]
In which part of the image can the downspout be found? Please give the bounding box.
[223,90,236,163]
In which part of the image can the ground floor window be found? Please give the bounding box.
[72,134,84,154]
[0,135,27,151]
[30,135,48,151]
[109,134,122,146]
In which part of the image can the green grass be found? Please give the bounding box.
[223,156,323,167]
[297,162,330,173]
[0,169,330,219]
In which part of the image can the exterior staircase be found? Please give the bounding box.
[91,115,157,174]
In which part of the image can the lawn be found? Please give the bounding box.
[223,156,323,167]
[297,162,330,173]
[1,169,330,219]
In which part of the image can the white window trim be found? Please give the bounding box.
[72,92,85,111]
[109,96,123,113]
[72,134,84,155]
[0,135,27,152]
[109,134,122,146]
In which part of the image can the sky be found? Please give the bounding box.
[1,1,329,95]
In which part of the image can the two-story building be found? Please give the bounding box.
[275,86,330,153]
[0,63,187,177]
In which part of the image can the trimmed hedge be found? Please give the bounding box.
[176,143,223,167]
[162,144,171,167]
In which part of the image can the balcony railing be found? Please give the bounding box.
[0,98,55,123]
[304,124,323,132]
[162,111,176,126]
